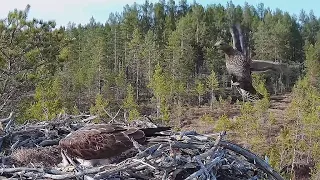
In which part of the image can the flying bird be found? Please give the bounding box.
[59,124,170,167]
[214,23,263,101]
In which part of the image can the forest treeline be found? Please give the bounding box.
[1,1,320,178]
[1,0,316,120]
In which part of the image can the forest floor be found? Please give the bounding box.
[178,93,291,133]
[176,93,313,180]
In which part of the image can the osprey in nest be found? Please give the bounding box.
[59,124,170,167]
[214,23,263,101]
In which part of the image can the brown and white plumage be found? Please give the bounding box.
[215,24,263,100]
[59,124,170,166]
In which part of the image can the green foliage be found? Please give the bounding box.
[89,93,109,121]
[195,79,205,95]
[214,114,233,131]
[278,40,320,176]
[3,4,320,178]
[267,144,281,171]
[195,78,206,106]
[148,63,171,99]
[0,5,70,116]
[233,98,271,155]
[218,95,228,108]
[173,80,186,105]
[4,2,309,123]
[253,12,301,62]
[160,101,170,121]
[268,111,277,126]
[148,63,172,121]
[58,46,71,62]
[207,70,219,91]
[305,39,320,87]
[115,70,127,100]
[27,78,64,121]
[71,105,81,115]
[200,113,213,123]
[252,73,269,99]
[123,84,140,121]
[252,73,271,115]
[207,70,219,107]
[311,162,320,180]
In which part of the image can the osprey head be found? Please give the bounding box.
[214,40,230,50]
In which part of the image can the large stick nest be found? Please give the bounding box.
[0,113,283,180]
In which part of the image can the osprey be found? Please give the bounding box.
[59,124,170,167]
[214,23,263,101]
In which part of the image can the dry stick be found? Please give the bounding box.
[109,108,121,123]
[95,145,168,180]
[94,161,141,179]
[42,167,106,180]
[10,140,20,150]
[194,156,210,178]
[39,139,59,147]
[81,115,98,123]
[69,114,92,119]
[103,108,122,123]
[62,150,83,174]
[0,112,13,124]
[185,132,226,180]
[0,165,110,180]
[185,156,224,180]
[0,113,12,151]
[132,159,156,170]
[0,167,45,174]
[197,131,226,159]
[4,116,14,132]
[219,141,284,180]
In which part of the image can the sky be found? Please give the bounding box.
[0,0,319,27]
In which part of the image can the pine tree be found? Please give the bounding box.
[90,93,109,121]
[123,84,140,121]
[128,28,143,100]
[195,79,205,107]
[148,63,171,120]
[0,5,70,117]
[27,77,64,121]
[207,70,219,108]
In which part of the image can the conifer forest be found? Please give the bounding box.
[1,0,320,179]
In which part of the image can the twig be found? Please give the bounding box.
[132,159,156,170]
[197,131,226,159]
[109,108,121,123]
[195,156,210,178]
[103,108,121,123]
[81,115,97,123]
[0,112,13,123]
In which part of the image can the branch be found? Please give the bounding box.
[0,112,13,123]
[219,141,284,180]
[103,108,122,123]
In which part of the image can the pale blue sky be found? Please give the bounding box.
[0,0,319,27]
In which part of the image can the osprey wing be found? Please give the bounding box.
[230,25,241,52]
[59,124,145,160]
